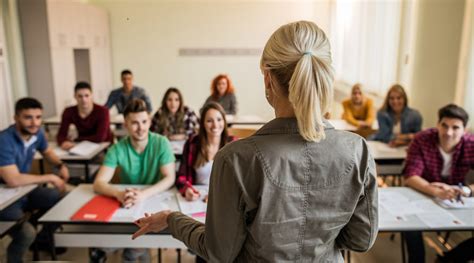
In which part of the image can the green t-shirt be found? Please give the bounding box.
[103,132,175,184]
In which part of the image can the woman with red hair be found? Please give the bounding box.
[202,74,238,115]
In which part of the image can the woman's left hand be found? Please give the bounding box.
[132,210,172,240]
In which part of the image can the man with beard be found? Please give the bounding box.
[92,99,175,262]
[0,98,70,262]
[404,104,474,263]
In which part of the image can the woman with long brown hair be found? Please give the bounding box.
[176,102,236,200]
[150,87,199,141]
[372,84,422,146]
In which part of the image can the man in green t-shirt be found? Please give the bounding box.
[93,99,175,262]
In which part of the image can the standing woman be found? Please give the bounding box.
[133,21,378,262]
[176,102,237,201]
[202,74,238,115]
[341,83,375,128]
[150,87,199,141]
[372,84,422,146]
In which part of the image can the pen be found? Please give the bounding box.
[457,182,464,205]
[185,181,199,194]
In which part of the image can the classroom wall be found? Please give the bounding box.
[409,0,466,128]
[88,0,332,120]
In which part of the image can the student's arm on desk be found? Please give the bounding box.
[140,162,176,199]
[93,165,129,205]
[0,164,65,191]
[405,176,462,200]
[42,147,70,182]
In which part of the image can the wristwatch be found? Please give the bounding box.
[462,186,472,197]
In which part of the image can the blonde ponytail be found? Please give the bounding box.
[261,21,334,142]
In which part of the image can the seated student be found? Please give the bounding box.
[341,83,375,128]
[372,84,422,146]
[105,69,153,114]
[0,98,69,263]
[176,102,236,201]
[202,74,237,115]
[93,99,176,262]
[57,81,113,150]
[404,104,474,263]
[150,87,199,141]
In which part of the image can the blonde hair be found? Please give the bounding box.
[260,21,334,142]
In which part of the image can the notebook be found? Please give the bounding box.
[71,195,121,222]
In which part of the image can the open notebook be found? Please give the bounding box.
[176,185,208,216]
[54,141,101,157]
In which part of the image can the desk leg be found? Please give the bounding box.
[177,248,181,263]
[48,224,57,260]
[85,163,90,183]
[157,248,162,263]
[401,232,406,263]
[39,160,45,174]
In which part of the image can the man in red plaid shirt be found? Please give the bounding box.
[404,104,474,263]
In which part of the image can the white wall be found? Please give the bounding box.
[89,0,331,120]
[409,0,466,128]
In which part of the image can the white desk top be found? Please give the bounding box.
[378,187,474,232]
[327,119,379,131]
[34,142,110,161]
[44,114,124,125]
[367,141,407,161]
[0,184,37,211]
[226,114,267,125]
[39,184,180,224]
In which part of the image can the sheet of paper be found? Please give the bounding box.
[113,192,173,220]
[176,185,208,215]
[417,212,464,228]
[435,198,474,209]
[69,141,101,156]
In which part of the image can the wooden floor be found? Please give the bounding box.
[0,231,471,262]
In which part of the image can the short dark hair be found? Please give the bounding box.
[15,97,43,115]
[121,69,132,77]
[74,81,92,93]
[123,99,148,117]
[438,104,469,127]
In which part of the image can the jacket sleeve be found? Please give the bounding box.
[335,142,378,252]
[168,152,247,262]
[373,111,392,143]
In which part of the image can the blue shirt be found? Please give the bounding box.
[104,86,153,114]
[0,125,48,173]
[371,106,423,143]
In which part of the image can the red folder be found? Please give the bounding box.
[71,195,121,222]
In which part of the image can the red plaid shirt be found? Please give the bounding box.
[404,128,474,184]
[176,134,237,195]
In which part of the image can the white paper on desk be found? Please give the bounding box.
[69,141,101,156]
[113,192,173,220]
[435,198,474,209]
[0,187,20,205]
[417,212,464,228]
[176,186,208,215]
[379,191,410,203]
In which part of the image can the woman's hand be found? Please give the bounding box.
[185,187,200,201]
[132,210,172,240]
